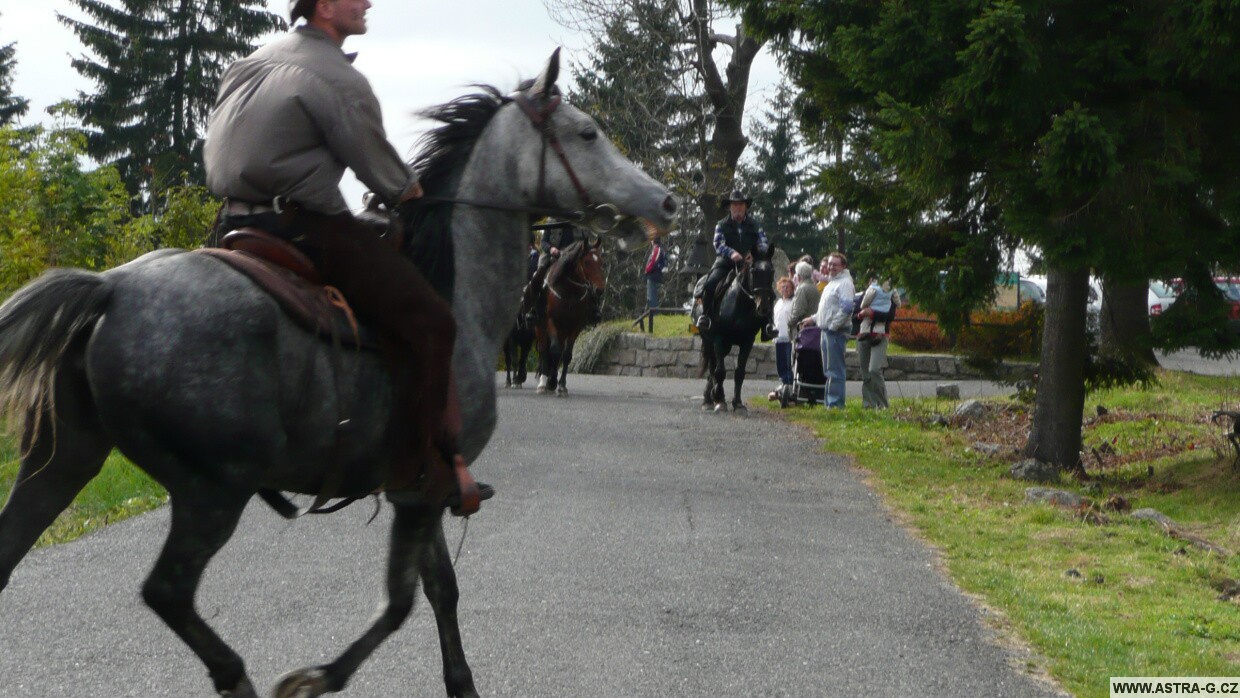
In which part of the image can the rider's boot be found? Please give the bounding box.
[695,295,712,331]
[437,373,493,517]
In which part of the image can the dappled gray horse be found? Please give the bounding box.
[0,51,675,698]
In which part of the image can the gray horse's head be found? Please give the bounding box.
[495,49,679,240]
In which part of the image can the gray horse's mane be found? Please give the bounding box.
[403,86,514,297]
[411,84,512,195]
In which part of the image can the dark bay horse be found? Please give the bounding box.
[503,317,536,388]
[536,238,604,395]
[0,51,676,698]
[695,249,777,412]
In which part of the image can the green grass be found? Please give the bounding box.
[0,439,166,548]
[764,371,1240,697]
[628,313,695,338]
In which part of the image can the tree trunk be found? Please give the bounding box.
[1022,265,1089,473]
[1098,279,1157,365]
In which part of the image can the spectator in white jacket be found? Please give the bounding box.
[803,251,854,408]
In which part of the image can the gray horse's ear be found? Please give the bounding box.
[533,47,561,97]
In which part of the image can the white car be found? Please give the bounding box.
[1148,280,1177,316]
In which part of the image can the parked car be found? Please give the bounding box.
[1216,277,1240,333]
[1148,280,1178,316]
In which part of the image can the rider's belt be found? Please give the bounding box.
[225,197,292,216]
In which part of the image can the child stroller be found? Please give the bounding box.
[779,324,826,407]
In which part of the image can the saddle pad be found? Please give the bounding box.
[196,248,380,350]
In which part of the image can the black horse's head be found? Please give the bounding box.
[748,247,777,320]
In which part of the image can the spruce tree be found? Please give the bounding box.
[0,15,30,125]
[738,82,818,259]
[569,1,705,315]
[60,0,282,208]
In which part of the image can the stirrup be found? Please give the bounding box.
[695,315,711,330]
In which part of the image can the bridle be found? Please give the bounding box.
[420,89,623,234]
[548,244,604,302]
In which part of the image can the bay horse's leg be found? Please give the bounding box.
[732,338,753,412]
[141,488,254,697]
[0,406,111,592]
[535,328,551,393]
[502,332,514,388]
[556,337,573,396]
[515,333,530,387]
[544,335,562,393]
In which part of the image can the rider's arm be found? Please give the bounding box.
[713,223,736,260]
[322,81,420,207]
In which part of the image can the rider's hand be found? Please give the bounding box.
[399,181,424,203]
[730,251,743,262]
[551,247,560,256]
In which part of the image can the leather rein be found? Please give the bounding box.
[420,90,622,233]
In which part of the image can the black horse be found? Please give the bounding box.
[503,317,536,388]
[694,249,777,412]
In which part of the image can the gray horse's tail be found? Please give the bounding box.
[0,268,112,439]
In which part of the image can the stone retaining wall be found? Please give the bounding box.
[589,333,1035,382]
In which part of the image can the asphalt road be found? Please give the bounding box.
[0,374,1061,697]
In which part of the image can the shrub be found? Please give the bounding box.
[957,301,1043,360]
[890,302,1043,361]
[890,304,952,351]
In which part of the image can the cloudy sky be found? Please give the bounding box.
[3,0,782,205]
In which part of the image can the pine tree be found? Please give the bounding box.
[569,1,705,316]
[0,15,30,126]
[738,82,819,259]
[59,0,282,208]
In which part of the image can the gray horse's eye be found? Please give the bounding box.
[580,126,598,142]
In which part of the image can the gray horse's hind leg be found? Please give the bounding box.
[0,408,111,591]
[0,352,113,591]
[141,488,253,697]
[275,497,476,698]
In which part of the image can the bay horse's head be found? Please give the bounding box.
[549,238,605,306]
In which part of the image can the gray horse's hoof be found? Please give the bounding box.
[220,677,257,698]
[272,668,329,698]
[556,386,567,396]
[713,402,728,413]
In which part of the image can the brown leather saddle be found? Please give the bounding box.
[197,228,379,349]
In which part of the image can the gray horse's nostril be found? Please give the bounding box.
[662,196,677,214]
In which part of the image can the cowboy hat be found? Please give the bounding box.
[720,189,752,207]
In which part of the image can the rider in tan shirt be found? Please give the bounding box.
[204,0,477,512]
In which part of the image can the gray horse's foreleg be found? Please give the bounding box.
[416,511,477,697]
[141,489,253,696]
[275,498,475,697]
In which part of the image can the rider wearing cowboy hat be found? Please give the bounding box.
[203,0,481,512]
[518,221,593,326]
[695,189,770,331]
